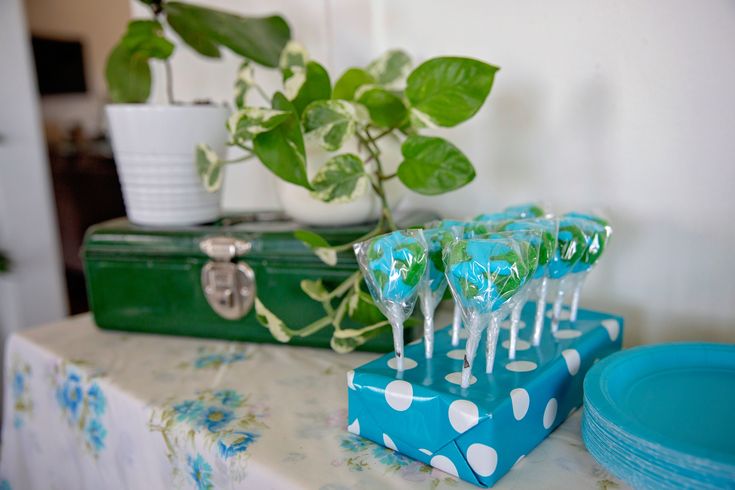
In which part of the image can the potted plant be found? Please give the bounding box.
[105,0,290,226]
[198,44,499,350]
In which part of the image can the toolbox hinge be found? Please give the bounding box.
[199,237,256,321]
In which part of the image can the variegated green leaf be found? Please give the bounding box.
[196,144,223,192]
[310,153,369,204]
[356,85,408,128]
[233,61,255,109]
[254,298,293,342]
[279,40,308,71]
[227,107,291,145]
[333,68,375,100]
[300,279,329,301]
[283,66,306,100]
[195,143,217,178]
[204,163,223,192]
[332,321,390,339]
[315,248,337,266]
[330,322,389,353]
[284,61,332,117]
[302,100,364,151]
[366,49,412,88]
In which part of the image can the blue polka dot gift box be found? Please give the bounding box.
[346,305,623,487]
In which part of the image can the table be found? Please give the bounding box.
[0,315,625,489]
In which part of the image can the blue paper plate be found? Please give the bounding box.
[583,343,735,487]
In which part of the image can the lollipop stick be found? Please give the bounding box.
[451,305,462,347]
[485,315,500,373]
[389,318,405,372]
[532,277,548,346]
[551,286,565,333]
[421,294,435,359]
[508,301,523,360]
[569,273,587,322]
[462,325,482,388]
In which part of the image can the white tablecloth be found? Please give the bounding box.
[0,314,624,489]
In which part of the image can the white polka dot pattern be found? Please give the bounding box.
[505,360,538,372]
[347,418,360,435]
[448,400,479,433]
[562,349,581,376]
[510,388,530,420]
[602,319,620,341]
[445,372,477,386]
[553,329,582,340]
[543,398,557,429]
[430,455,458,477]
[467,443,498,477]
[384,380,413,411]
[387,357,418,370]
[446,349,465,360]
[383,433,397,451]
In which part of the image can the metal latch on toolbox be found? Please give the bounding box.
[199,236,255,320]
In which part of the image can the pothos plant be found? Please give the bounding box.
[196,43,499,352]
[105,0,290,103]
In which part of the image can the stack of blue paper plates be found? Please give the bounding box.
[582,343,735,489]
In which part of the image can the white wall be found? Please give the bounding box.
[0,0,67,337]
[25,0,131,135]
[133,0,735,346]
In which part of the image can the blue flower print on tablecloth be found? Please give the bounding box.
[174,400,205,422]
[294,408,455,487]
[187,454,213,490]
[217,431,260,459]
[336,434,458,486]
[9,359,32,428]
[213,389,242,408]
[200,406,235,433]
[52,363,107,455]
[188,346,248,370]
[150,389,269,486]
[85,418,107,452]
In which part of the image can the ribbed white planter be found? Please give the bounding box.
[276,136,405,226]
[106,104,229,226]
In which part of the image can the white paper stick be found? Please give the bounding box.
[508,301,523,360]
[569,272,587,322]
[462,324,482,388]
[551,285,565,333]
[421,293,435,359]
[389,318,405,372]
[532,276,548,345]
[451,305,462,346]
[485,315,501,373]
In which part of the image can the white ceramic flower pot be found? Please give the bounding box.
[106,104,229,226]
[275,135,405,226]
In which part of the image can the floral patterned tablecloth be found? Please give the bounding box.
[0,314,624,490]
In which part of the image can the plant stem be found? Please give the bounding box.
[360,130,397,231]
[221,154,256,165]
[254,84,271,104]
[164,60,175,104]
[379,172,397,180]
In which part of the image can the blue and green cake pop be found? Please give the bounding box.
[444,237,529,387]
[419,226,461,359]
[354,230,428,372]
[499,218,558,345]
[548,217,589,331]
[563,212,612,321]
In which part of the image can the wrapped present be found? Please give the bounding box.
[347,305,623,487]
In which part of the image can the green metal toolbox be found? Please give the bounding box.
[82,211,435,351]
